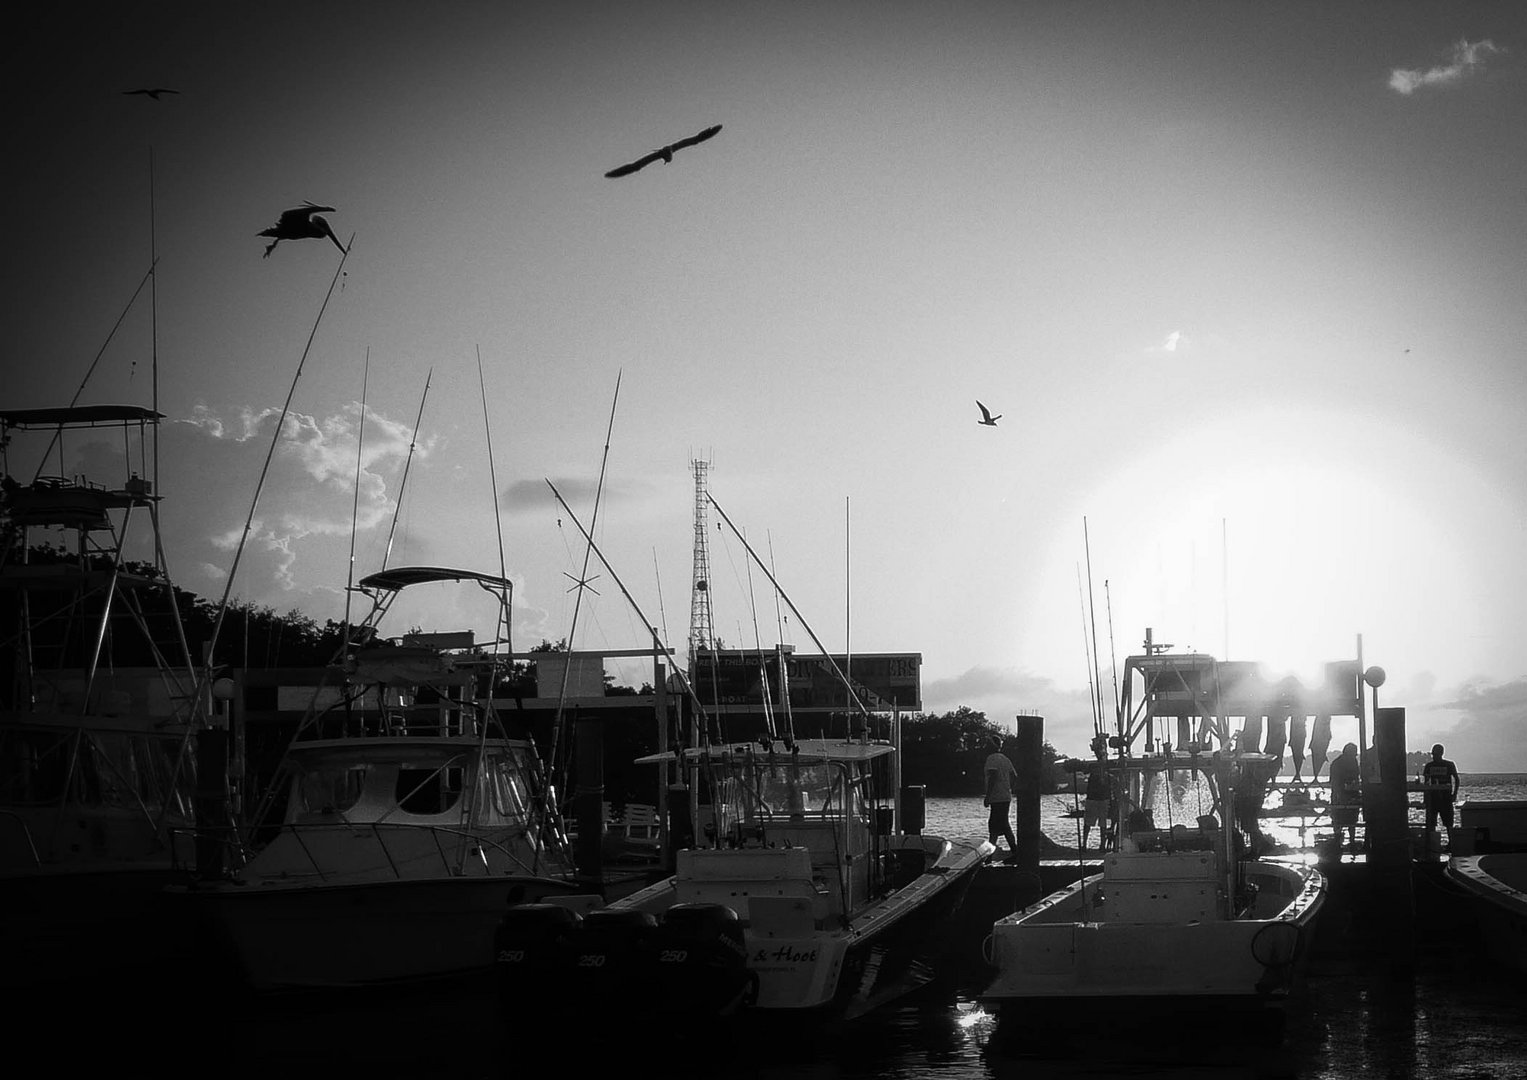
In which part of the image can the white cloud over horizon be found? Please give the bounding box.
[1390,38,1504,95]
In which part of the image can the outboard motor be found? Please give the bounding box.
[654,902,755,1015]
[570,908,661,1005]
[495,902,582,1011]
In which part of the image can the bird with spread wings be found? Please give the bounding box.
[604,124,722,178]
[258,203,346,258]
[976,401,1002,427]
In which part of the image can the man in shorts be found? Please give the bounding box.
[1082,755,1111,850]
[1420,743,1461,853]
[984,736,1019,861]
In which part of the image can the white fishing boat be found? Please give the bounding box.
[1446,853,1527,974]
[0,405,208,987]
[498,735,984,1020]
[981,633,1331,1041]
[180,567,582,991]
[496,486,983,1021]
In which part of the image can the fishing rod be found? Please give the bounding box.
[1083,517,1108,739]
[769,533,796,746]
[1077,564,1101,737]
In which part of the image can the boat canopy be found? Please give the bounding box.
[357,566,513,592]
[0,405,164,427]
[632,738,897,767]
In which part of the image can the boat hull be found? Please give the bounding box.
[982,860,1325,1010]
[1445,853,1527,973]
[184,874,583,990]
[498,837,984,1019]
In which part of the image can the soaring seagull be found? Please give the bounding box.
[123,88,180,100]
[604,124,722,178]
[976,401,1002,427]
[258,203,346,258]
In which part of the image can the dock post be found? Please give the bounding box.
[1366,706,1415,975]
[1013,714,1043,871]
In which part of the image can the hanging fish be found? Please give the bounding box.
[1264,712,1288,766]
[1309,714,1332,780]
[1240,714,1264,756]
[1289,715,1308,779]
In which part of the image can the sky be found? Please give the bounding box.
[5,2,1526,767]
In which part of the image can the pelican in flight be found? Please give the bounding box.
[123,88,180,100]
[605,124,722,178]
[976,401,1002,427]
[258,203,346,258]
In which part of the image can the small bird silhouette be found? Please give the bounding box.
[258,203,346,258]
[605,124,722,178]
[123,88,180,100]
[976,401,1002,427]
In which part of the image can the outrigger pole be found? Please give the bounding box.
[545,480,712,733]
[707,494,872,727]
[381,369,431,572]
[547,370,621,801]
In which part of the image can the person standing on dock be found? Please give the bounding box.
[1082,754,1111,850]
[984,737,1020,862]
[1420,743,1461,854]
[1329,742,1362,851]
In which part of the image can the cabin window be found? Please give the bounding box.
[296,765,369,819]
[396,766,463,814]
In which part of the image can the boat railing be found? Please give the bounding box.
[256,820,556,883]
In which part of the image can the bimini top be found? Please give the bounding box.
[633,738,897,766]
[0,405,164,427]
[357,566,513,592]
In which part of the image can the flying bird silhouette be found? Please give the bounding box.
[604,124,722,178]
[123,88,180,100]
[258,203,346,258]
[976,401,1002,427]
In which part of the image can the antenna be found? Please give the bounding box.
[688,458,715,669]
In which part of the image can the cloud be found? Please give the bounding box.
[1144,330,1187,356]
[1435,676,1527,772]
[503,475,655,514]
[1390,38,1504,95]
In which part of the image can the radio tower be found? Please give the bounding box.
[688,458,715,673]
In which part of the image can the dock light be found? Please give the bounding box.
[1363,666,1386,689]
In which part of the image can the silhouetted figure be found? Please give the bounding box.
[1329,742,1361,850]
[258,203,346,258]
[976,401,1001,426]
[1420,743,1461,853]
[123,88,180,99]
[604,124,722,177]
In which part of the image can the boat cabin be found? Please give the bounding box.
[635,739,907,929]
